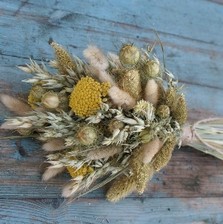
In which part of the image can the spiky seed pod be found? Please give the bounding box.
[50,41,76,75]
[108,119,124,133]
[76,126,98,146]
[106,175,136,202]
[41,91,60,109]
[163,86,177,108]
[151,137,177,172]
[144,79,160,106]
[142,59,160,78]
[28,85,47,109]
[172,94,187,125]
[118,69,142,100]
[119,44,140,68]
[156,104,170,119]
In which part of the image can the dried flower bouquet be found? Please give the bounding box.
[1,39,221,202]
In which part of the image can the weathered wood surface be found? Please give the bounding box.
[0,0,223,223]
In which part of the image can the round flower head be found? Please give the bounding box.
[143,59,160,78]
[76,125,98,145]
[42,91,60,109]
[119,44,140,68]
[69,76,110,117]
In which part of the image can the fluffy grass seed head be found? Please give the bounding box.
[106,175,136,202]
[50,40,76,75]
[129,158,154,194]
[151,137,176,172]
[28,85,47,109]
[119,44,140,68]
[69,76,110,117]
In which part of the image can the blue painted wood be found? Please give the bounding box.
[0,0,223,223]
[0,198,223,224]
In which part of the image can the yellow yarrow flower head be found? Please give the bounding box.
[69,76,110,117]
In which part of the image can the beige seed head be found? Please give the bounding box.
[119,44,140,67]
[172,94,187,125]
[151,137,176,172]
[41,92,60,109]
[156,104,170,119]
[143,59,160,78]
[76,126,98,146]
[118,69,142,100]
[106,175,136,202]
[50,41,76,75]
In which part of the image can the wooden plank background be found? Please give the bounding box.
[0,0,223,223]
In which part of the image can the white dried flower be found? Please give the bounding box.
[41,92,60,109]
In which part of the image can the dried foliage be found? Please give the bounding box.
[1,40,189,202]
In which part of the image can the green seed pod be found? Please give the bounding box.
[156,104,170,119]
[76,126,98,146]
[119,44,140,68]
[143,59,160,78]
[41,91,60,109]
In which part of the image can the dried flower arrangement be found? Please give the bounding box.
[1,38,222,202]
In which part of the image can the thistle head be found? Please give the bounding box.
[119,44,140,68]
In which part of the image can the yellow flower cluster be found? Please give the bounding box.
[67,165,94,178]
[69,76,110,117]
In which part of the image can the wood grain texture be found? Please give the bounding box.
[0,198,223,224]
[0,0,223,223]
